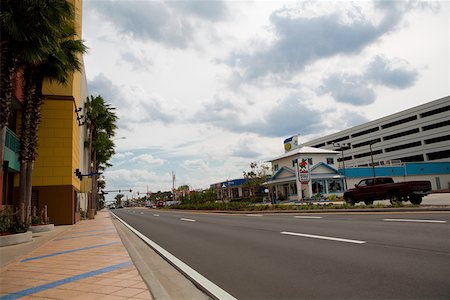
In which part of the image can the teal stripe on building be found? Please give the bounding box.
[340,162,450,178]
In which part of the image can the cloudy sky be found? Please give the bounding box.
[82,0,449,198]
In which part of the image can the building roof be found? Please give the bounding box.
[267,146,339,162]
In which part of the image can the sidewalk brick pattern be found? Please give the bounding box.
[0,210,152,300]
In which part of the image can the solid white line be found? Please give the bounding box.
[110,212,236,300]
[153,214,160,217]
[294,216,323,219]
[246,214,263,217]
[281,231,366,244]
[383,218,446,224]
[181,218,196,222]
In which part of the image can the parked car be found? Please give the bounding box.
[344,177,432,205]
[155,200,165,207]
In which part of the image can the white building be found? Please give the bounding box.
[303,95,450,167]
[265,138,345,200]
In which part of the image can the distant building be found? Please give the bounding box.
[265,139,343,200]
[210,178,268,202]
[300,95,450,192]
[303,95,450,167]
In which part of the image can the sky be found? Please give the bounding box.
[82,0,449,199]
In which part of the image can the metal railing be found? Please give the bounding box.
[5,127,20,153]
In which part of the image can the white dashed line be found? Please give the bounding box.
[140,212,144,214]
[383,218,446,224]
[246,214,263,217]
[153,214,160,217]
[281,231,366,244]
[294,216,323,219]
[181,218,196,222]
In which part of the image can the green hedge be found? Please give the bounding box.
[169,202,415,211]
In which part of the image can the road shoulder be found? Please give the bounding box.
[112,215,210,300]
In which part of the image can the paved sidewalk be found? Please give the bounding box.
[0,210,152,300]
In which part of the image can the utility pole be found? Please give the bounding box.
[172,171,176,201]
[333,142,350,190]
[369,140,379,178]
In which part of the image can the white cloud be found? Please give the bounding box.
[130,154,165,166]
[114,151,134,159]
[83,1,449,197]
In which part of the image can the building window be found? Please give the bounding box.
[326,136,350,145]
[381,115,417,129]
[424,134,450,145]
[273,164,279,172]
[313,142,325,148]
[427,150,450,161]
[385,141,421,152]
[351,126,379,138]
[394,154,424,162]
[292,159,297,167]
[422,120,450,131]
[326,158,334,164]
[307,158,313,165]
[312,180,325,194]
[352,138,382,149]
[383,128,420,141]
[327,179,343,193]
[354,149,383,159]
[420,105,450,118]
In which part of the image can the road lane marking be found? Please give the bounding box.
[110,212,236,300]
[181,218,196,222]
[281,231,366,244]
[246,214,263,217]
[383,218,446,223]
[153,214,160,217]
[140,212,144,214]
[294,216,323,219]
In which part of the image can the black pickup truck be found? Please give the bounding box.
[343,177,432,205]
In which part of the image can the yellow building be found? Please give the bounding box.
[12,0,89,225]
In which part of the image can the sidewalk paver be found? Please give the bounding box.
[0,210,153,300]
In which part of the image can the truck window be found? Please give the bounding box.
[358,180,368,187]
[378,178,394,184]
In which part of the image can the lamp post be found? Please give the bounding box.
[113,136,126,141]
[333,142,350,190]
[369,140,379,178]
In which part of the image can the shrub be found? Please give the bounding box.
[31,215,42,225]
[0,206,30,234]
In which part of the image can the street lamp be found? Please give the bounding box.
[369,140,379,178]
[333,142,351,190]
[113,136,126,141]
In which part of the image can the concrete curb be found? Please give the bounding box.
[29,224,54,233]
[0,231,32,247]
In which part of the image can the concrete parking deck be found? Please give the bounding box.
[0,210,152,300]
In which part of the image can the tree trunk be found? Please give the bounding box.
[0,126,5,174]
[25,160,34,221]
[19,160,28,206]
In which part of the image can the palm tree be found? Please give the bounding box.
[85,95,118,213]
[0,0,75,195]
[15,3,87,212]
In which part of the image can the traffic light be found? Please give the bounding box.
[74,169,82,180]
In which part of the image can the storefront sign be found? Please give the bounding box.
[297,158,310,184]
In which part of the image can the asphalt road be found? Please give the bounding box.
[113,209,450,299]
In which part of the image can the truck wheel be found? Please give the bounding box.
[345,196,355,206]
[390,194,401,205]
[410,195,422,205]
[364,200,374,205]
